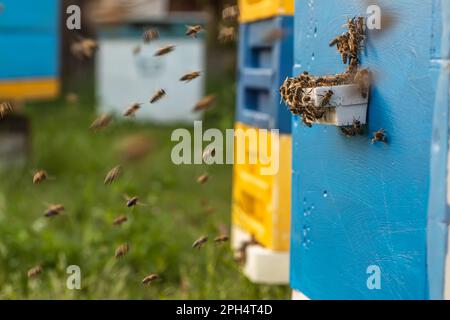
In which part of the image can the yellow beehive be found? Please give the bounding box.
[232,122,292,251]
[238,0,295,23]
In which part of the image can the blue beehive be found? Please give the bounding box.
[0,0,60,100]
[237,16,294,133]
[290,0,449,299]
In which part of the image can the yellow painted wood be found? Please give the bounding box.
[0,78,60,100]
[232,122,292,252]
[239,0,295,23]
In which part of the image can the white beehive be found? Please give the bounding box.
[306,84,369,126]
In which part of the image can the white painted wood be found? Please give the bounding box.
[292,290,310,300]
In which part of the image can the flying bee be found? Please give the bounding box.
[113,215,128,226]
[222,4,239,21]
[65,92,79,104]
[318,90,334,108]
[142,274,159,286]
[44,204,65,218]
[33,170,49,185]
[0,101,14,119]
[123,103,143,117]
[27,265,43,278]
[143,28,159,43]
[192,236,208,249]
[115,243,130,259]
[90,113,112,131]
[193,95,216,112]
[197,173,209,185]
[180,71,202,83]
[372,129,387,144]
[214,235,229,244]
[154,45,175,57]
[218,26,236,43]
[104,165,122,185]
[150,89,166,104]
[133,45,141,55]
[185,25,202,38]
[71,37,98,60]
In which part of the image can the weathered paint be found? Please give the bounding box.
[291,0,446,299]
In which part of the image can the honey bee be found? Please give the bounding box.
[27,265,43,278]
[319,90,334,107]
[352,118,364,135]
[150,89,166,104]
[193,95,216,112]
[90,113,113,131]
[222,5,239,21]
[123,103,143,117]
[33,170,48,185]
[340,126,356,137]
[71,37,98,60]
[179,71,202,83]
[113,215,128,226]
[65,92,79,104]
[115,243,130,259]
[133,45,141,55]
[44,204,65,218]
[143,28,159,43]
[125,195,145,208]
[0,101,14,119]
[142,273,159,285]
[218,27,236,43]
[154,45,175,57]
[372,129,387,144]
[197,173,209,185]
[185,25,202,38]
[214,235,229,244]
[104,165,122,185]
[192,236,208,249]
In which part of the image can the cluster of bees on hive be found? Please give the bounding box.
[1,4,241,284]
[279,17,387,144]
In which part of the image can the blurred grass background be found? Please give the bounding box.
[0,72,290,299]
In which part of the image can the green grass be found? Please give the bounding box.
[0,81,290,299]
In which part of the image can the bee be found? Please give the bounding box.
[154,45,175,57]
[44,204,64,218]
[179,71,202,83]
[202,147,216,162]
[104,165,122,185]
[340,126,356,137]
[197,173,209,185]
[113,215,128,226]
[263,28,285,43]
[150,89,166,104]
[143,28,159,43]
[115,243,130,259]
[0,101,14,119]
[319,90,334,107]
[185,25,202,38]
[192,236,208,249]
[33,170,48,185]
[193,95,216,112]
[352,118,364,135]
[123,103,143,117]
[214,235,229,244]
[133,45,141,55]
[222,5,239,21]
[125,195,145,208]
[71,37,98,60]
[372,129,387,144]
[27,265,43,278]
[65,93,79,104]
[142,274,159,286]
[218,26,236,43]
[90,113,112,131]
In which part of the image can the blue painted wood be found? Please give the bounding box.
[427,1,450,300]
[290,0,446,299]
[0,0,60,79]
[237,16,294,133]
[0,0,59,31]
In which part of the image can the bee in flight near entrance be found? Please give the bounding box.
[192,236,208,249]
